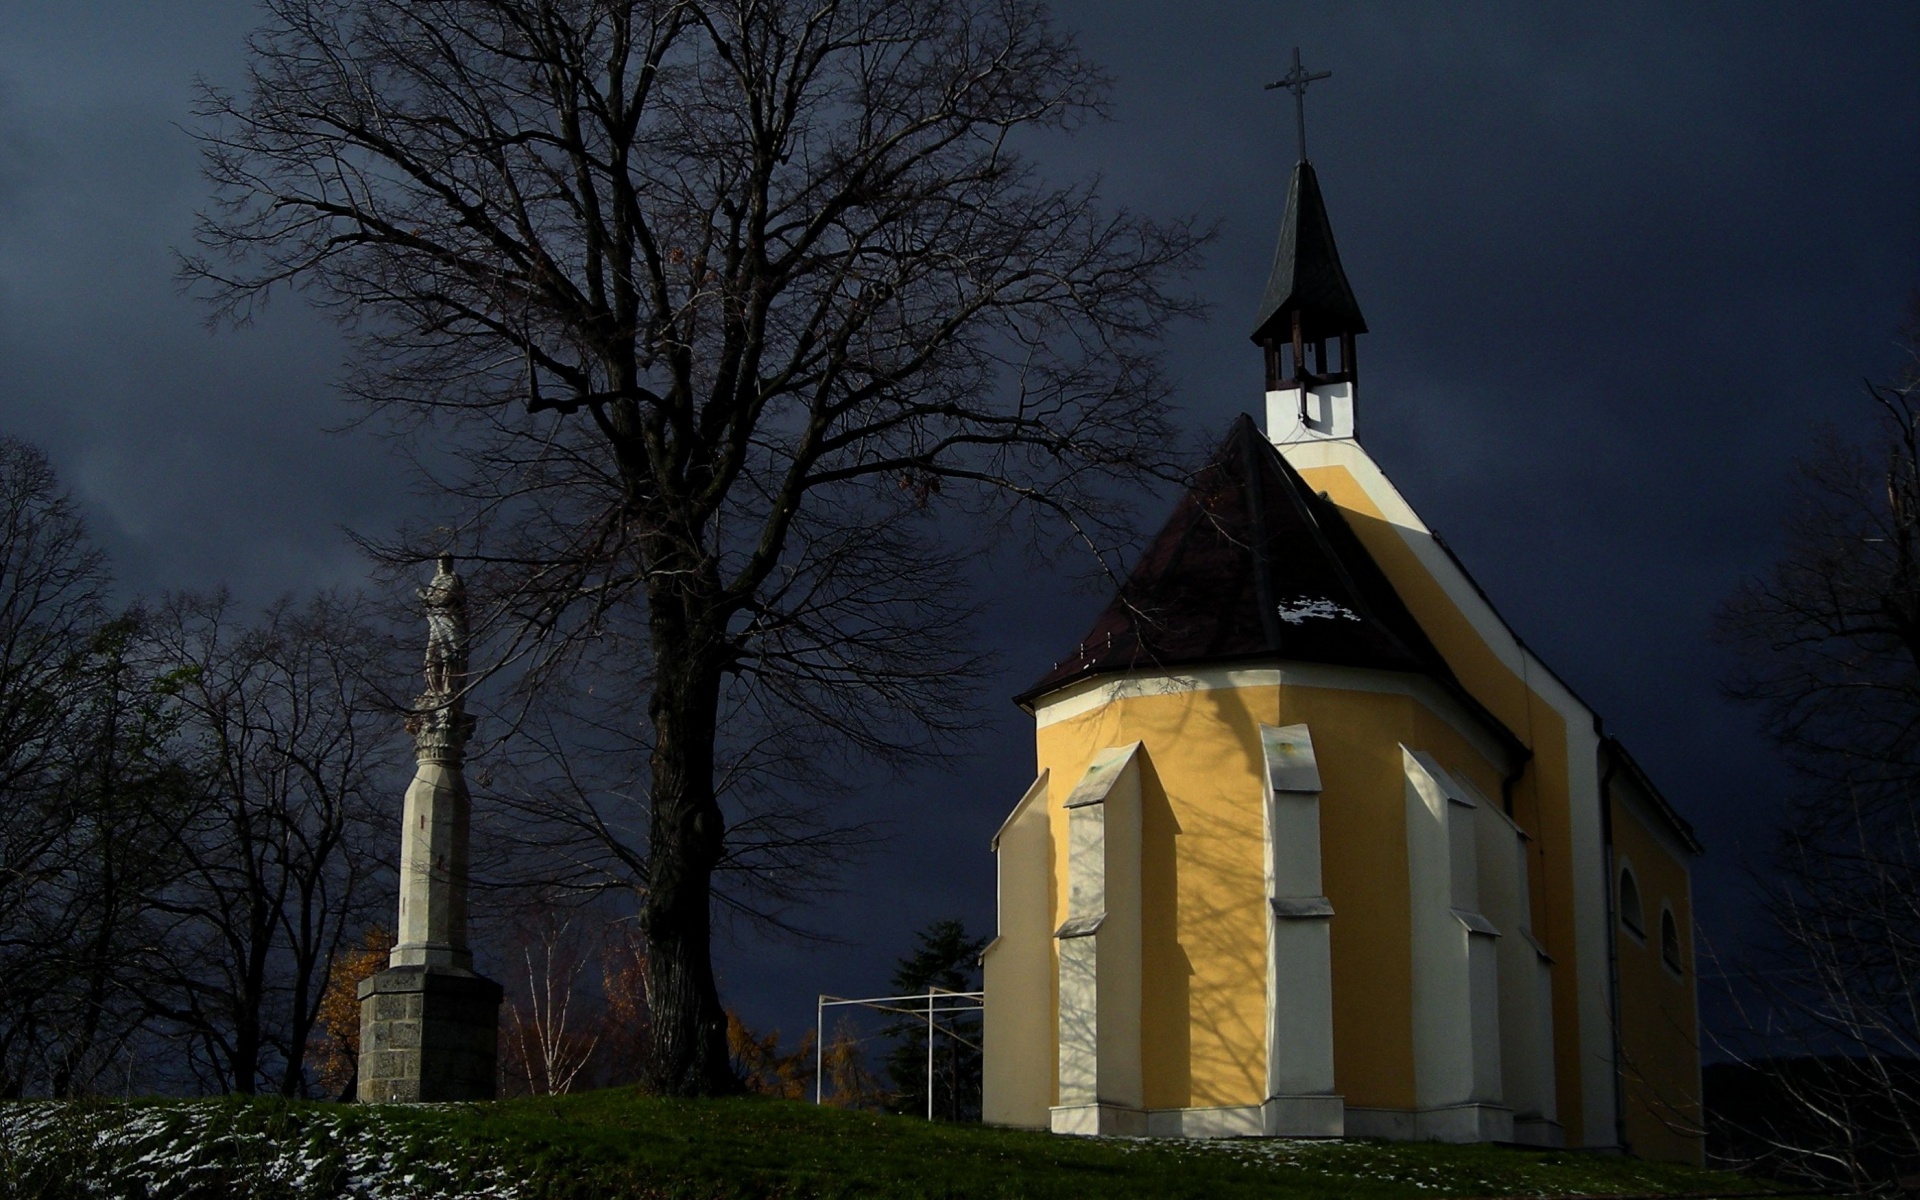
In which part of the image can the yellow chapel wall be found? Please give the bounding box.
[1038,679,1271,1112]
[1610,776,1704,1165]
[981,772,1056,1128]
[1293,454,1606,1143]
[1033,672,1511,1115]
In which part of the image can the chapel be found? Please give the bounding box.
[979,140,1703,1162]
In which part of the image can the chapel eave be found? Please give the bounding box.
[1600,735,1705,856]
[1016,650,1530,774]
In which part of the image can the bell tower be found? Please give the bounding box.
[1254,50,1367,444]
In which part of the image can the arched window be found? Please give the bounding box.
[1661,907,1683,972]
[1618,865,1644,938]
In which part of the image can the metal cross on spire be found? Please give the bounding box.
[1264,47,1332,162]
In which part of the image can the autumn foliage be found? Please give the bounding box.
[725,1011,814,1102]
[310,927,392,1099]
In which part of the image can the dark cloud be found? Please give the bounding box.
[2,1,1916,1046]
[0,2,411,604]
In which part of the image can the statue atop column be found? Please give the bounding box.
[421,553,467,699]
[359,554,500,1102]
[406,554,475,765]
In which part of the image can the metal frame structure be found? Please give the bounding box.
[813,988,985,1120]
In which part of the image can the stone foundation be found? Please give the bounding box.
[357,965,501,1102]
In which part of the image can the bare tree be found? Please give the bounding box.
[472,634,883,946]
[490,900,656,1095]
[500,910,603,1096]
[135,591,402,1096]
[0,438,108,803]
[188,0,1203,1093]
[1718,326,1920,1186]
[0,442,413,1100]
[29,615,190,1098]
[0,437,171,1098]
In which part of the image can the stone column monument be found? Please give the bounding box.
[358,555,502,1102]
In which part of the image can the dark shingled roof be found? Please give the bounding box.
[1250,160,1368,346]
[1017,417,1524,762]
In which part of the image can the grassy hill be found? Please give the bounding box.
[0,1089,1762,1199]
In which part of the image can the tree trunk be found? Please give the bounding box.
[639,594,737,1096]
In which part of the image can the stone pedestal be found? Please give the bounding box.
[357,962,502,1102]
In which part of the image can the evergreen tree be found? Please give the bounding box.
[884,920,987,1121]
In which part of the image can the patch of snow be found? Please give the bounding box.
[1276,598,1362,625]
[0,1101,524,1199]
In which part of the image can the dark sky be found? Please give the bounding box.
[3,3,1917,1050]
